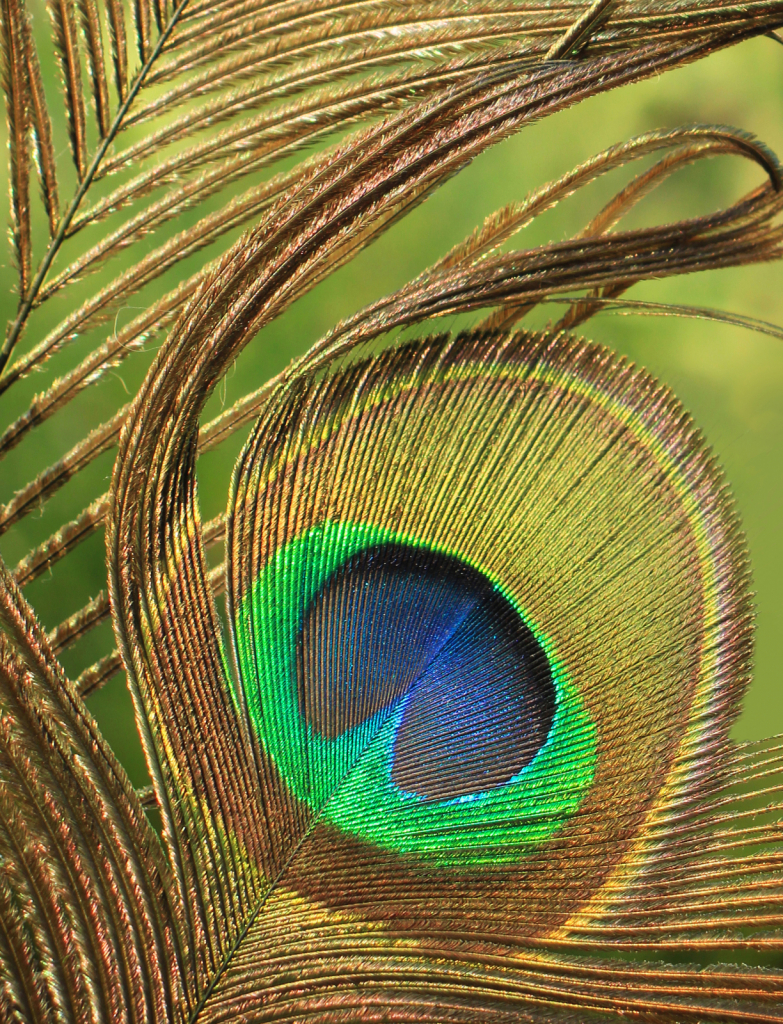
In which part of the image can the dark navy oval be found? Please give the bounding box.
[296,543,555,802]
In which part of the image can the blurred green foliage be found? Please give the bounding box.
[0,24,781,787]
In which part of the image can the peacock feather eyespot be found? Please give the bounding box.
[233,523,594,865]
[227,329,751,900]
[3,3,783,1018]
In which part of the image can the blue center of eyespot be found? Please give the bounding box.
[296,543,556,802]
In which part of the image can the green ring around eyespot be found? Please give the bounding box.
[233,520,597,866]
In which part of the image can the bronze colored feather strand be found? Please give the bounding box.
[0,407,126,535]
[23,11,59,236]
[47,0,88,178]
[0,558,186,1024]
[0,0,31,296]
[48,588,110,654]
[5,397,242,595]
[104,0,127,101]
[0,2,776,391]
[134,0,153,63]
[78,0,111,136]
[545,0,615,59]
[13,493,109,586]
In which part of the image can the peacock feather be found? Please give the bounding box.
[0,2,782,1022]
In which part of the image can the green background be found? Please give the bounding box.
[0,22,781,787]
